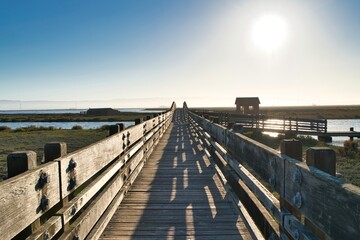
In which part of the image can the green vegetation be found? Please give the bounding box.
[0,112,151,122]
[244,131,360,186]
[0,128,108,181]
[72,125,83,130]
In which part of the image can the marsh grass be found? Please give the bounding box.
[0,129,108,180]
[193,105,360,119]
[244,131,360,186]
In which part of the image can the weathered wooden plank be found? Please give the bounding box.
[56,142,143,225]
[59,148,145,239]
[284,158,360,239]
[59,171,125,240]
[189,111,285,196]
[57,133,125,198]
[0,162,60,240]
[26,216,62,240]
[86,189,126,240]
[211,140,281,221]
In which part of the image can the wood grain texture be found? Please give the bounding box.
[0,162,61,240]
[284,158,360,239]
[26,216,62,240]
[100,109,252,240]
[188,112,284,195]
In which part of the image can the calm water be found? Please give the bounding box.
[0,121,134,130]
[0,108,164,114]
[327,119,360,146]
[263,119,360,146]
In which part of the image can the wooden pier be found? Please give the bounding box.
[1,102,360,240]
[193,110,360,141]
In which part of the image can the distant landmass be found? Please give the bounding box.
[0,98,182,110]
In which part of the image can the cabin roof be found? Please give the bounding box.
[235,97,260,105]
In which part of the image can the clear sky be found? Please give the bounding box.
[1,0,360,109]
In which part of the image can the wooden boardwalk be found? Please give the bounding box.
[100,109,252,240]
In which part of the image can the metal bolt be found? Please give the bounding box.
[36,171,48,189]
[40,195,49,212]
[44,231,50,240]
[292,168,302,185]
[71,205,77,215]
[294,229,300,240]
[127,131,130,137]
[68,159,77,172]
[270,157,277,168]
[122,134,126,140]
[127,139,131,146]
[68,176,77,190]
[122,143,126,150]
[73,235,79,240]
[293,192,302,209]
[268,176,276,187]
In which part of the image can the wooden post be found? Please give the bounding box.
[325,119,327,133]
[289,118,292,131]
[280,139,303,220]
[296,118,298,132]
[117,123,125,131]
[7,151,37,178]
[7,151,37,237]
[350,127,354,141]
[44,142,67,163]
[135,118,143,125]
[306,147,336,176]
[44,142,68,231]
[109,125,120,136]
[280,139,303,161]
[305,147,335,239]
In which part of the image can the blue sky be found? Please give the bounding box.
[1,0,360,109]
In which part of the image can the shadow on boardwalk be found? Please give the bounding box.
[100,109,251,240]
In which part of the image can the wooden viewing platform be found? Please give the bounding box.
[1,102,360,240]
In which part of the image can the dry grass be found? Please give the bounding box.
[0,129,108,181]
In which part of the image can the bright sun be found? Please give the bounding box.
[251,14,288,52]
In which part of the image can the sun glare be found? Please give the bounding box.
[251,14,288,52]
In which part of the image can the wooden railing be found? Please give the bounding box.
[192,110,327,134]
[185,102,360,240]
[0,102,176,240]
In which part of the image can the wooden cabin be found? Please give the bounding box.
[235,97,260,114]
